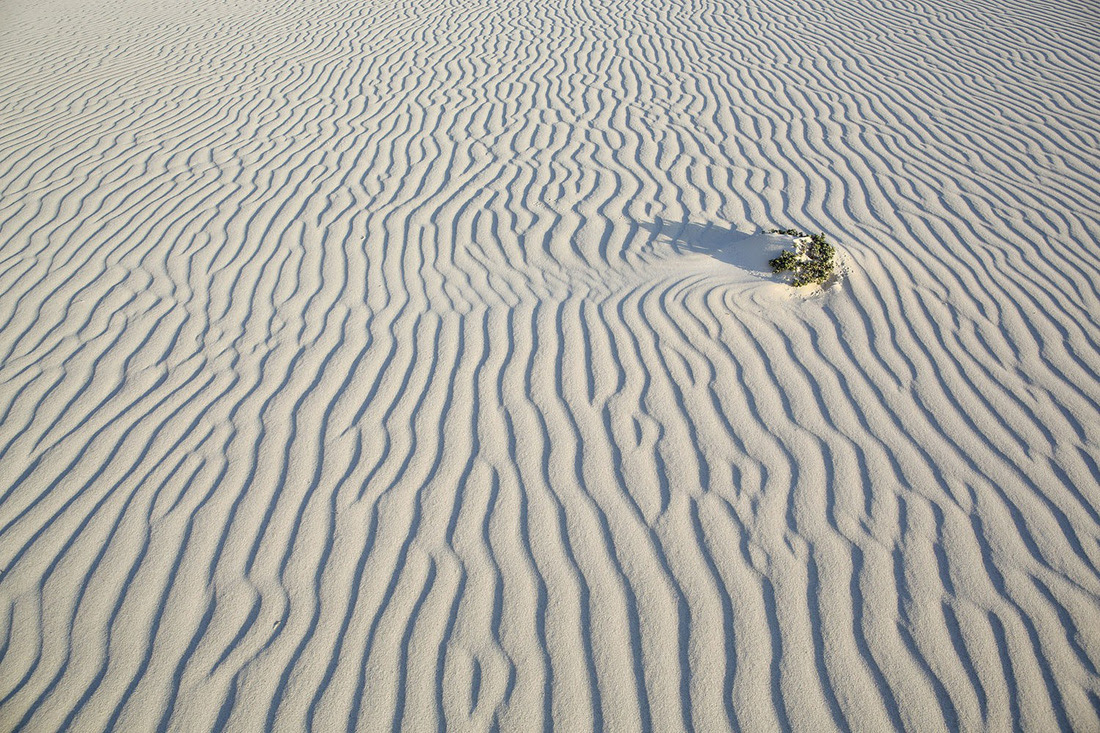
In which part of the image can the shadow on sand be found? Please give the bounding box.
[636,220,785,277]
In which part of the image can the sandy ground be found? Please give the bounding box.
[1,0,1099,729]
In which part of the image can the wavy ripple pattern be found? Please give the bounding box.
[1,0,1099,728]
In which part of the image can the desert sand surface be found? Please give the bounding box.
[2,0,1099,729]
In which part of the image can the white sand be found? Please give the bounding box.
[2,0,1099,728]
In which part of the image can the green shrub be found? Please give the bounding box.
[766,228,835,287]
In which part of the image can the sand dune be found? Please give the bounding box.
[2,0,1099,728]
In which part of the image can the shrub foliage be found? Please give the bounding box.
[767,228,835,287]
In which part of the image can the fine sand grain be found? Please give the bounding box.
[1,0,1099,729]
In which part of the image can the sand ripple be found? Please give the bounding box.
[2,0,1099,728]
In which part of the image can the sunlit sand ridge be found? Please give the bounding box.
[1,0,1098,728]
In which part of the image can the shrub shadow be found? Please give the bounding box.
[637,220,785,277]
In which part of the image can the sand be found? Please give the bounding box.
[1,0,1099,728]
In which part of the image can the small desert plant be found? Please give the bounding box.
[766,228,835,287]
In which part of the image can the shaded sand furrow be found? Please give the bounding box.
[3,0,1100,728]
